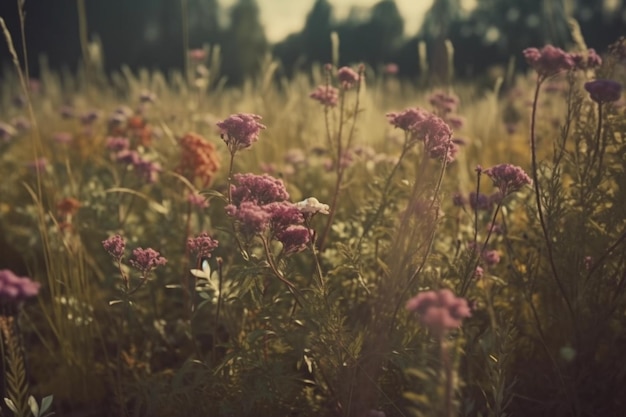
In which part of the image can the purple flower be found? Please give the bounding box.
[102,234,126,260]
[106,136,130,152]
[28,157,48,173]
[129,247,167,274]
[265,201,305,234]
[523,45,575,78]
[80,110,100,125]
[469,192,492,211]
[429,91,460,114]
[135,159,162,184]
[216,113,266,152]
[310,85,339,107]
[275,225,310,254]
[230,173,289,206]
[12,116,31,132]
[225,201,271,236]
[187,232,219,258]
[571,48,602,70]
[0,269,40,304]
[484,164,532,196]
[584,80,622,103]
[188,192,209,209]
[59,105,75,119]
[337,66,360,89]
[406,289,471,336]
[115,149,141,165]
[52,132,73,144]
[482,250,501,266]
[386,107,429,132]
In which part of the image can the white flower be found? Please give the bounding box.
[295,197,330,215]
[190,259,211,280]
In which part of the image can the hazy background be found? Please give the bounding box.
[0,0,623,84]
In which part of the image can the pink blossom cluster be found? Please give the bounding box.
[102,234,126,260]
[0,269,40,304]
[216,113,266,153]
[386,107,457,162]
[337,66,360,89]
[406,289,471,336]
[187,232,219,259]
[523,45,603,78]
[483,164,532,196]
[107,136,161,183]
[225,173,312,254]
[129,248,168,274]
[310,85,339,107]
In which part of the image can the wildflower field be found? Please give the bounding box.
[1,10,626,416]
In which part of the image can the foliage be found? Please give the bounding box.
[1,8,626,416]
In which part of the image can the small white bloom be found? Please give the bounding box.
[296,197,330,215]
[190,259,211,280]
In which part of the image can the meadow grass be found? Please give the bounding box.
[0,16,625,417]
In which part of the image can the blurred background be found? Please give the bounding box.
[0,0,624,84]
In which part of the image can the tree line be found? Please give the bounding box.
[0,0,623,84]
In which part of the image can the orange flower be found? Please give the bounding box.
[177,133,221,187]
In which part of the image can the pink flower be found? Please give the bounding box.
[383,63,398,75]
[428,91,460,114]
[386,107,430,132]
[406,289,471,336]
[52,132,73,144]
[310,85,339,107]
[188,192,209,209]
[102,234,126,260]
[484,164,532,196]
[571,48,602,70]
[187,232,219,258]
[225,201,271,236]
[230,173,290,206]
[0,269,40,304]
[523,45,575,78]
[337,66,360,89]
[482,250,501,266]
[584,80,622,103]
[217,113,266,153]
[129,247,167,274]
[275,225,310,254]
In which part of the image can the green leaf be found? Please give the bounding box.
[40,395,53,415]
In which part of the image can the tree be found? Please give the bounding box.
[220,0,268,85]
[301,0,333,66]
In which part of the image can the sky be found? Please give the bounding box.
[220,0,438,43]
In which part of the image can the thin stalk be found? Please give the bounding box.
[529,78,576,326]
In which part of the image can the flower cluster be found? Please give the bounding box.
[176,132,221,187]
[225,174,313,254]
[107,137,161,183]
[386,107,457,161]
[217,113,266,153]
[584,79,622,103]
[102,234,126,261]
[0,269,40,305]
[230,173,290,206]
[523,45,575,78]
[129,248,168,274]
[428,91,459,115]
[406,289,471,336]
[483,164,532,196]
[187,232,219,259]
[310,85,339,107]
[337,66,360,89]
